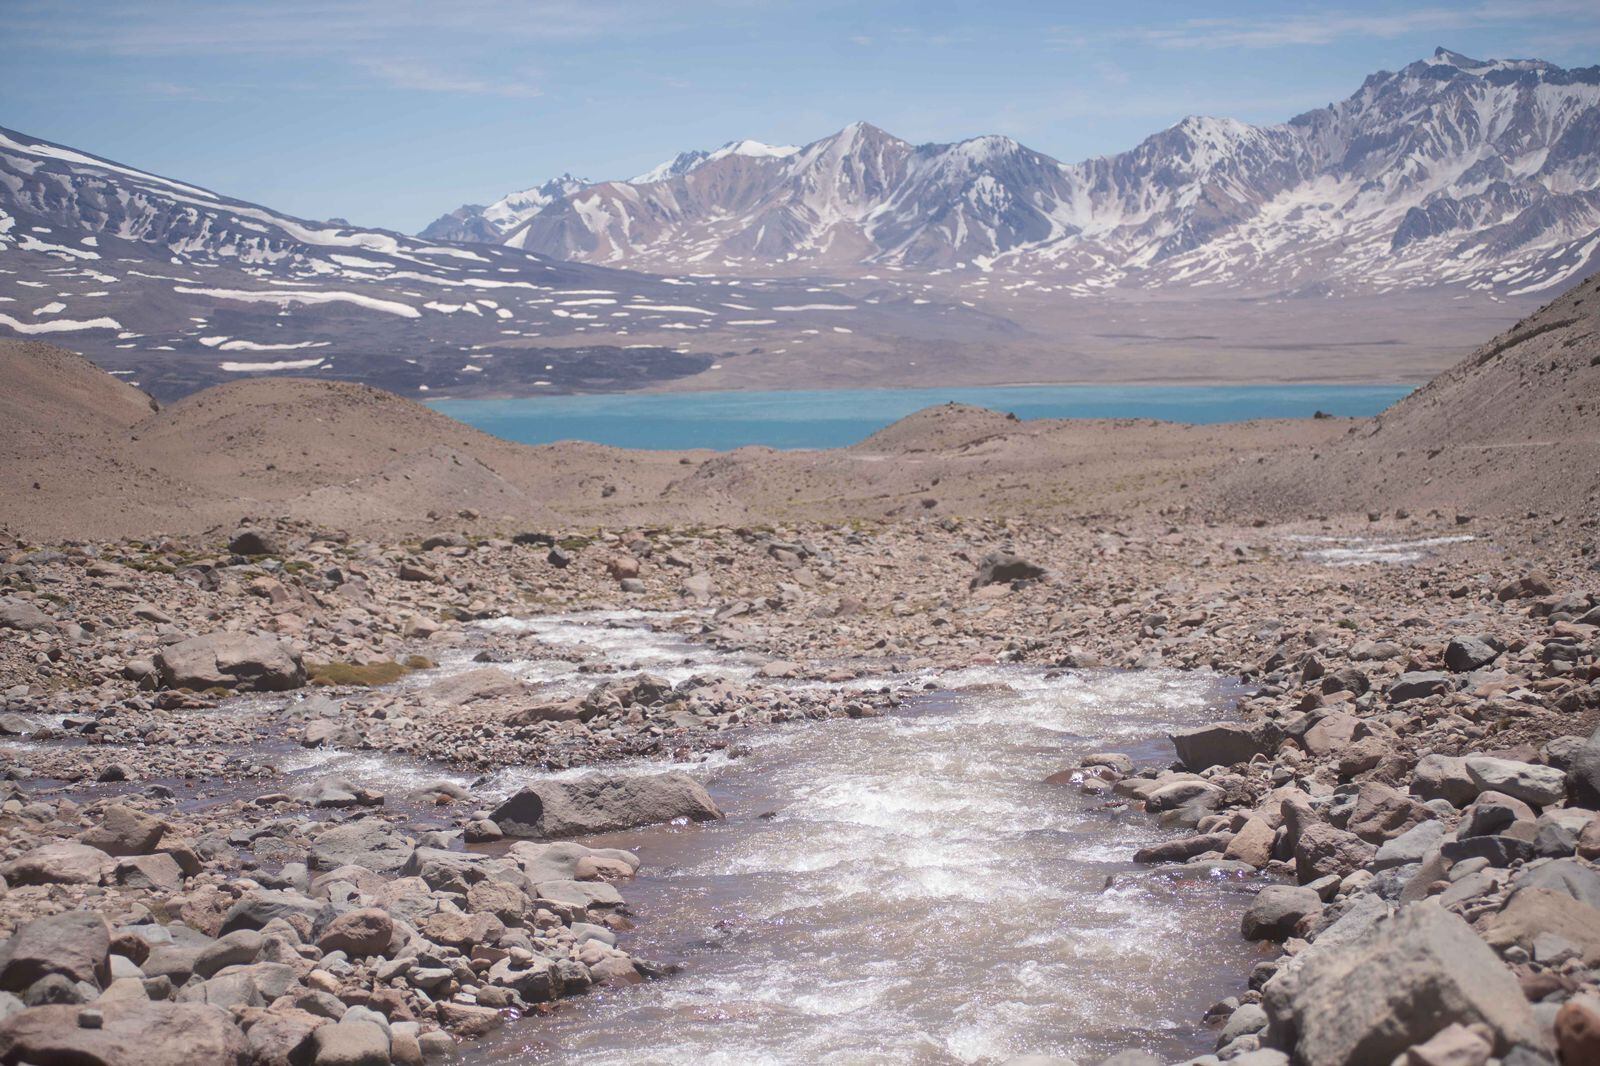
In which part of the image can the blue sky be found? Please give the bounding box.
[5,1,1600,233]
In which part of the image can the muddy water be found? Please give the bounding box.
[467,662,1267,1066]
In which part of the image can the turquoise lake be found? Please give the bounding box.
[430,384,1414,451]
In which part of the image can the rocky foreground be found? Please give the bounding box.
[0,510,1596,1065]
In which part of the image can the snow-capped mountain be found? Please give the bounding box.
[418,174,589,243]
[1,125,994,398]
[429,49,1600,296]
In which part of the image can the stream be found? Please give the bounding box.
[457,627,1267,1065]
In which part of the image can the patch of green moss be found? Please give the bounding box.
[307,660,411,687]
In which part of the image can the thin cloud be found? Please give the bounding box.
[355,59,542,98]
[1055,2,1600,51]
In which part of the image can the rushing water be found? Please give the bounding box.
[430,383,1413,451]
[462,635,1267,1066]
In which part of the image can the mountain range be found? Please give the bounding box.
[0,126,1000,399]
[422,49,1600,297]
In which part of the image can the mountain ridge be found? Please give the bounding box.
[420,48,1600,297]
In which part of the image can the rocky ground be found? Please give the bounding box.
[0,508,1597,1065]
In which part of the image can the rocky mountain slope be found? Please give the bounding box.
[427,50,1600,297]
[0,126,994,399]
[1219,268,1600,515]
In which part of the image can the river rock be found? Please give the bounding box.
[1481,888,1600,965]
[0,842,108,886]
[1264,902,1541,1065]
[1444,637,1501,673]
[1346,783,1430,844]
[1411,754,1479,806]
[308,820,415,876]
[1463,756,1566,808]
[1242,885,1323,941]
[1133,831,1233,864]
[490,771,723,838]
[425,667,525,706]
[0,911,110,992]
[1170,722,1275,770]
[1373,820,1446,871]
[311,1017,391,1066]
[155,632,306,692]
[78,804,166,857]
[0,1000,249,1065]
[317,909,394,958]
[1386,671,1452,704]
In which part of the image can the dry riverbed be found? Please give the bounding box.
[0,510,1597,1065]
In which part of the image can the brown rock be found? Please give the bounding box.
[78,804,167,856]
[0,1001,248,1065]
[316,908,394,957]
[1555,997,1600,1066]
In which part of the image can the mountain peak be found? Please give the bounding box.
[1423,47,1555,74]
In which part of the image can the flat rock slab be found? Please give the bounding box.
[491,771,723,839]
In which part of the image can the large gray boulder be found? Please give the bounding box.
[1264,902,1543,1066]
[308,820,415,876]
[1444,636,1501,673]
[491,771,723,838]
[155,632,305,692]
[1170,721,1277,771]
[1464,756,1566,808]
[0,911,109,992]
[0,598,52,632]
[0,1000,250,1064]
[0,842,109,886]
[1566,730,1600,809]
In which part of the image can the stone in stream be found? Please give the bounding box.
[154,632,306,692]
[1169,721,1277,771]
[490,771,723,838]
[1241,885,1324,942]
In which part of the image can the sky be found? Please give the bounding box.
[5,1,1600,234]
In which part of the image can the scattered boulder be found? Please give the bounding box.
[968,552,1046,589]
[0,911,110,992]
[1463,756,1566,808]
[1265,902,1542,1065]
[1242,885,1323,941]
[1170,722,1276,771]
[0,842,108,886]
[1444,637,1501,673]
[78,804,166,857]
[228,529,281,556]
[155,633,306,692]
[1386,672,1452,704]
[490,771,723,838]
[0,1001,249,1065]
